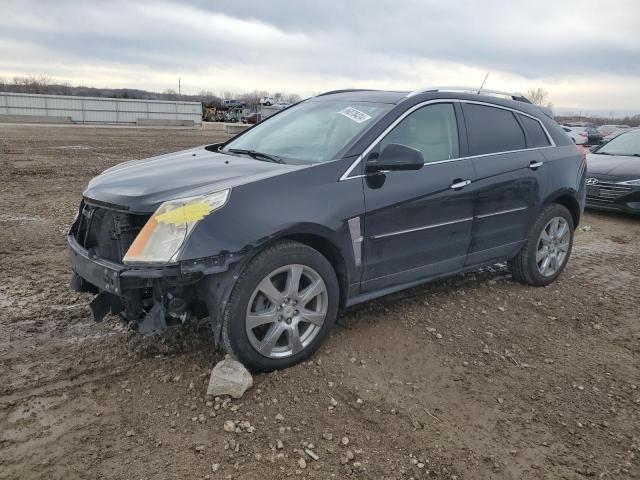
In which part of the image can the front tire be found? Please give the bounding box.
[509,203,574,286]
[221,241,339,372]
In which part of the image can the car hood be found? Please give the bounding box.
[84,146,304,212]
[586,153,640,181]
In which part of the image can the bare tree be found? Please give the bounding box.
[197,90,222,107]
[283,93,301,104]
[162,88,178,100]
[525,87,553,109]
[11,75,53,94]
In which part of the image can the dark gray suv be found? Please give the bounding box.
[69,87,586,371]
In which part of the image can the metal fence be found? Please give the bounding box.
[0,92,202,125]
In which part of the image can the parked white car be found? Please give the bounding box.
[260,96,275,106]
[598,124,630,136]
[561,126,588,145]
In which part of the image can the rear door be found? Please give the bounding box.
[361,102,476,292]
[461,102,550,266]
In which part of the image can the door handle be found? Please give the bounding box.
[450,179,471,190]
[529,161,544,170]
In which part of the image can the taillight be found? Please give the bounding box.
[579,132,588,137]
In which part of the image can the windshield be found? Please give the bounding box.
[222,100,393,163]
[596,130,640,157]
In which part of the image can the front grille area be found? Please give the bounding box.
[73,201,150,263]
[586,181,632,204]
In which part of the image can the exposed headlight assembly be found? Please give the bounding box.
[620,179,640,185]
[123,189,230,264]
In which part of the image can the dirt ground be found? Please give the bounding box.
[0,124,639,480]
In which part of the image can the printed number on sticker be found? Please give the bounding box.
[338,107,372,123]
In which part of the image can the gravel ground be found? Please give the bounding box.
[0,124,639,480]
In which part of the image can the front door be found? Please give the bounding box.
[361,102,476,292]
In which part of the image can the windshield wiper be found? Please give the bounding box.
[228,148,285,164]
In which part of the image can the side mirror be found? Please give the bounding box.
[366,143,424,173]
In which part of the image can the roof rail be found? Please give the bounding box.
[407,86,531,103]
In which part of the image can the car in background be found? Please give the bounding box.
[583,125,604,145]
[598,124,630,137]
[585,129,640,214]
[561,125,588,145]
[243,112,262,124]
[567,123,603,146]
[602,126,633,143]
[260,97,275,106]
[222,99,245,108]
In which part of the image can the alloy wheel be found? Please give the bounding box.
[245,264,328,359]
[536,216,570,277]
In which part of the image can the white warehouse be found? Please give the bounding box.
[0,92,202,126]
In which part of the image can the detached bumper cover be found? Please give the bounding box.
[68,233,239,288]
[68,234,243,337]
[68,234,181,293]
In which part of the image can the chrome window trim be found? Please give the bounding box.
[475,206,528,219]
[372,217,473,240]
[462,99,556,148]
[339,99,555,182]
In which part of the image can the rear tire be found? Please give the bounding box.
[509,203,574,286]
[221,240,339,372]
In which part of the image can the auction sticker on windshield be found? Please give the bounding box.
[338,107,372,123]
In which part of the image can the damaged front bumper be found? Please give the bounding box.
[68,234,239,336]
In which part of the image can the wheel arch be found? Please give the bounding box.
[199,226,351,347]
[545,190,581,228]
[278,232,349,308]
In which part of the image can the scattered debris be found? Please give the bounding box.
[304,448,319,461]
[207,356,253,399]
[424,409,441,422]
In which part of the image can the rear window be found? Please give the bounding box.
[518,114,551,147]
[464,104,526,155]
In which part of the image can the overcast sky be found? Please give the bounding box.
[2,0,640,115]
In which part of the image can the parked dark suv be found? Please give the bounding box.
[69,87,586,371]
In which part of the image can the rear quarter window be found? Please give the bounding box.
[463,104,526,155]
[518,114,551,148]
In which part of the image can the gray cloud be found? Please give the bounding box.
[1,0,640,110]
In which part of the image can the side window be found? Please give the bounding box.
[464,104,526,155]
[518,114,551,147]
[378,103,459,163]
